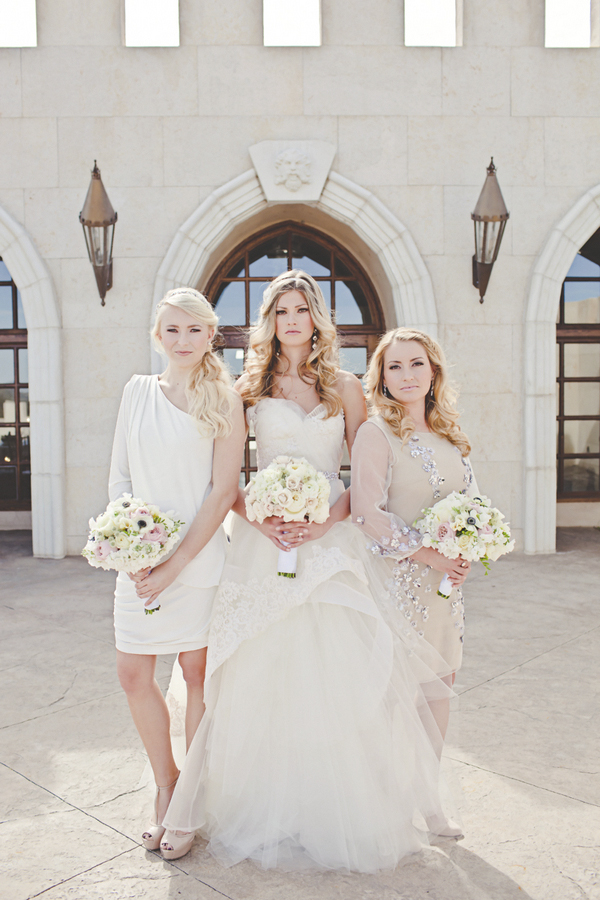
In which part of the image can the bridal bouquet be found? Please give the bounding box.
[414,491,514,598]
[245,456,331,577]
[82,494,183,613]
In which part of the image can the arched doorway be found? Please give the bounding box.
[0,257,30,513]
[204,222,386,486]
[524,184,600,553]
[151,168,438,374]
[0,204,64,558]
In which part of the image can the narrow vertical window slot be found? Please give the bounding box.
[263,0,322,47]
[0,0,37,47]
[545,0,591,47]
[124,0,180,48]
[404,0,462,47]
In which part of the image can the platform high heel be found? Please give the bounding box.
[160,829,195,860]
[141,774,179,851]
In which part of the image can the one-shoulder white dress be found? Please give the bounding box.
[109,374,228,655]
[163,398,453,871]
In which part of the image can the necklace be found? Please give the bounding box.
[273,373,315,401]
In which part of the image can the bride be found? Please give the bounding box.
[161,270,455,871]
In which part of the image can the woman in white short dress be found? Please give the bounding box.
[352,328,476,743]
[108,288,245,850]
[160,272,456,869]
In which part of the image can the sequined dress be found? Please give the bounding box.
[163,398,455,872]
[352,416,477,673]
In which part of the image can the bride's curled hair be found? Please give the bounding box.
[365,327,471,456]
[241,269,342,418]
[151,287,237,438]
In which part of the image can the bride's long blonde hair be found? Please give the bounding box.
[151,287,236,438]
[241,269,342,418]
[365,327,471,456]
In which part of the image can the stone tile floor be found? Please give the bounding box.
[1,529,599,900]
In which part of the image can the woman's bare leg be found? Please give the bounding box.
[427,672,455,745]
[178,648,207,751]
[116,650,179,822]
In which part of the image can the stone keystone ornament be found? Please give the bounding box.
[274,149,312,193]
[249,140,336,202]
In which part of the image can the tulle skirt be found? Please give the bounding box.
[163,517,454,872]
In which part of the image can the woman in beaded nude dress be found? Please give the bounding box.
[160,272,456,869]
[351,327,478,745]
[108,288,245,851]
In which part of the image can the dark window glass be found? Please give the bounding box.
[249,281,267,324]
[0,466,17,501]
[226,258,245,278]
[248,237,288,277]
[291,235,331,275]
[0,257,29,510]
[0,349,14,383]
[0,387,15,423]
[557,245,600,499]
[0,285,13,328]
[334,281,367,325]
[18,348,28,383]
[214,282,245,326]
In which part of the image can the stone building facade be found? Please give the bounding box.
[1,0,600,557]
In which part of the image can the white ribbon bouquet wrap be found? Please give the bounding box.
[245,456,331,577]
[414,491,515,597]
[82,494,183,613]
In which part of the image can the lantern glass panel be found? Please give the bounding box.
[475,220,503,265]
[90,227,105,265]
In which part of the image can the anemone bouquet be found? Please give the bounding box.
[414,491,514,598]
[82,494,183,612]
[245,456,331,577]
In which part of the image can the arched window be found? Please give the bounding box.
[0,258,30,509]
[556,234,600,500]
[205,223,385,485]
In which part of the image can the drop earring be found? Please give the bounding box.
[430,381,435,399]
[383,385,391,399]
[312,329,318,351]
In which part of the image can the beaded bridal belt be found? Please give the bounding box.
[322,471,340,481]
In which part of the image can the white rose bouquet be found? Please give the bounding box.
[245,456,331,577]
[82,494,183,613]
[414,491,514,598]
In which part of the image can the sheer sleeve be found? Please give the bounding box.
[461,456,481,498]
[351,422,423,560]
[108,381,133,502]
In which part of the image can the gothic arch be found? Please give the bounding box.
[0,205,64,558]
[152,169,438,370]
[524,184,600,553]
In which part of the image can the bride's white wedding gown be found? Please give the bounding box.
[163,398,454,872]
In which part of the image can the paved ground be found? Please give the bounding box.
[1,529,599,900]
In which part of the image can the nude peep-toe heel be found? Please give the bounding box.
[160,829,195,860]
[141,774,179,851]
[426,814,464,841]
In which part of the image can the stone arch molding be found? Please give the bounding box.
[152,168,438,370]
[0,205,64,558]
[524,184,600,554]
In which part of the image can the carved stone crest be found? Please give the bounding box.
[274,149,312,193]
[249,140,336,203]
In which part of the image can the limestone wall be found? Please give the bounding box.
[1,0,600,554]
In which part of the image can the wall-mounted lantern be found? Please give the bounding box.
[471,158,509,303]
[79,161,117,306]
